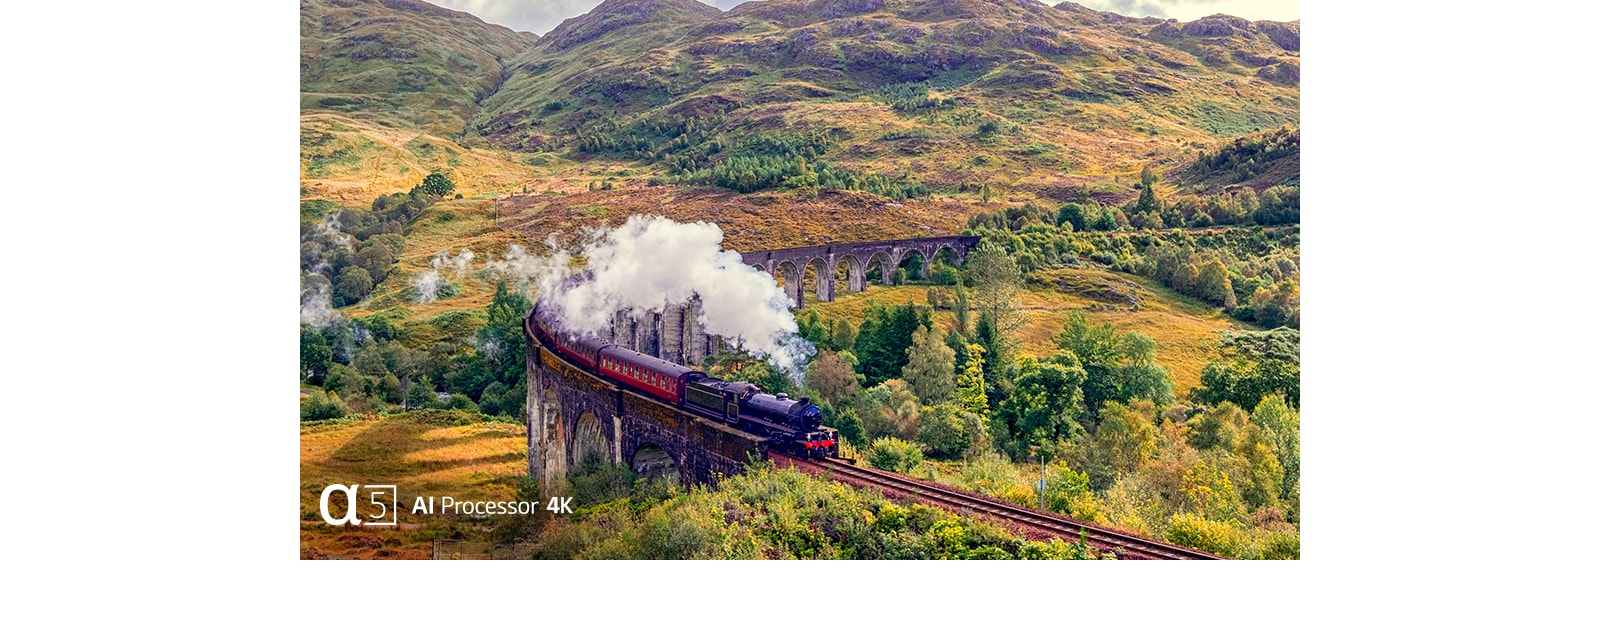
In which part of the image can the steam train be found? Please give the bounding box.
[530,301,839,459]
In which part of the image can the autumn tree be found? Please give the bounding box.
[1095,400,1159,474]
[805,350,860,405]
[1196,258,1237,308]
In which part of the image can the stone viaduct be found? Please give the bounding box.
[742,235,982,308]
[522,234,981,490]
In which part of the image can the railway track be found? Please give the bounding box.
[772,454,1220,560]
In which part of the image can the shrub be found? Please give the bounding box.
[300,392,346,422]
[1165,512,1239,557]
[866,437,925,474]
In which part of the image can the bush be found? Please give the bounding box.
[1165,512,1239,557]
[300,392,347,422]
[866,437,925,474]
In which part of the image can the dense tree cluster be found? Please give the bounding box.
[780,241,1295,557]
[575,114,931,199]
[1188,126,1300,185]
[299,280,532,421]
[878,81,955,114]
[299,174,453,307]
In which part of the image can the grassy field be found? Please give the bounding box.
[299,412,526,559]
[800,267,1245,396]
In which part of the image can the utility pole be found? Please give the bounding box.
[1038,452,1046,511]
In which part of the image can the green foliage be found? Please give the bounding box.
[300,326,333,385]
[1251,394,1300,504]
[879,81,954,114]
[1188,126,1299,185]
[917,403,974,458]
[830,319,858,352]
[953,344,990,422]
[405,377,439,410]
[1181,460,1245,522]
[523,464,1103,560]
[706,350,795,396]
[333,266,373,307]
[805,350,860,406]
[665,131,930,199]
[416,172,455,197]
[301,392,347,422]
[1191,331,1300,411]
[1187,402,1247,451]
[852,301,927,386]
[1043,464,1100,520]
[1095,400,1159,473]
[901,324,956,404]
[569,455,635,508]
[830,404,865,447]
[866,437,925,474]
[1165,512,1239,557]
[993,358,1087,457]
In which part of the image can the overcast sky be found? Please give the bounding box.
[430,0,1299,35]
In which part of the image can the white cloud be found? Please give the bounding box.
[429,1,1297,35]
[1067,0,1299,21]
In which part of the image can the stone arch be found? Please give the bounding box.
[833,255,865,294]
[802,257,830,303]
[930,245,960,282]
[630,443,681,486]
[775,260,803,308]
[571,410,608,467]
[864,251,895,286]
[541,385,567,482]
[895,248,929,283]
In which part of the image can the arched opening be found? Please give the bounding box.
[833,255,865,295]
[542,385,567,481]
[801,258,829,302]
[930,246,961,285]
[775,260,802,308]
[895,249,928,284]
[864,252,894,286]
[572,411,607,467]
[630,444,681,486]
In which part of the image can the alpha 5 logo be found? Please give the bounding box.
[319,484,397,526]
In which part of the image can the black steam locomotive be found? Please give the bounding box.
[530,300,838,458]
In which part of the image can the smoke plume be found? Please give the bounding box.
[543,215,814,376]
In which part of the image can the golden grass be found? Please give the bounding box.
[800,267,1244,396]
[300,113,542,206]
[299,413,526,559]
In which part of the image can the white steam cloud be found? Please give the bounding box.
[484,239,571,295]
[413,249,476,303]
[545,215,814,376]
[300,277,339,326]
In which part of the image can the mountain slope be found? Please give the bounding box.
[300,0,538,134]
[300,0,545,202]
[468,0,1297,206]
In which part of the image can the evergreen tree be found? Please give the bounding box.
[1135,163,1160,216]
[830,319,857,352]
[853,301,923,385]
